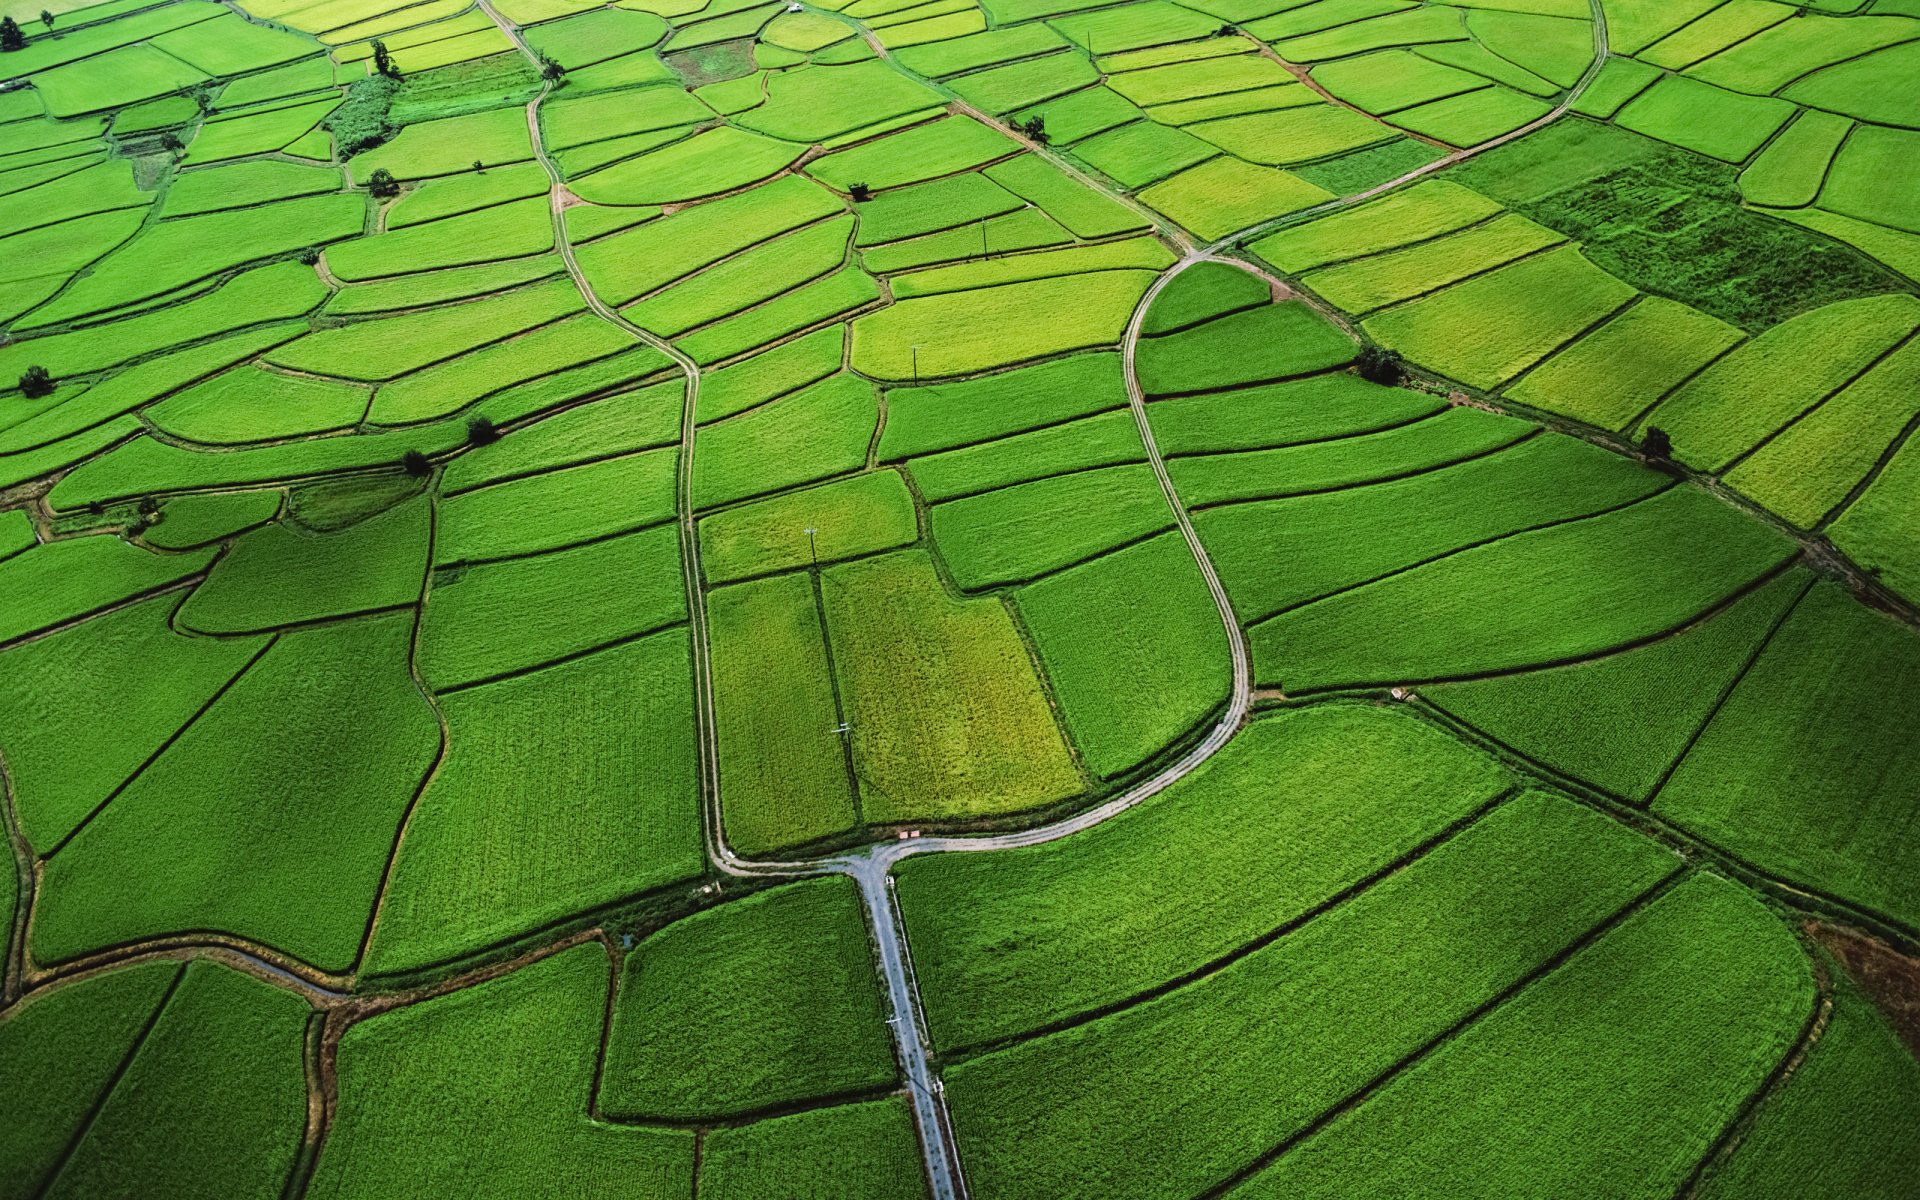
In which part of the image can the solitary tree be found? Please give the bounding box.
[367,167,400,199]
[371,39,400,79]
[0,17,25,51]
[1016,114,1049,145]
[401,449,432,478]
[848,181,872,202]
[472,159,484,173]
[18,365,53,398]
[1641,425,1673,460]
[159,131,184,152]
[40,9,53,29]
[1356,345,1404,386]
[539,53,564,82]
[1215,22,1238,35]
[466,414,500,446]
[298,247,320,265]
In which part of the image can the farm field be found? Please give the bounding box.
[0,0,1916,1195]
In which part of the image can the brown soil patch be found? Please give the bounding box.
[1808,921,1920,1057]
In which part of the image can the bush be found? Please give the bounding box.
[401,450,432,478]
[367,168,400,199]
[1641,425,1673,460]
[466,415,500,446]
[0,17,23,51]
[849,181,872,202]
[19,365,53,398]
[372,40,400,80]
[540,54,564,83]
[1356,344,1405,386]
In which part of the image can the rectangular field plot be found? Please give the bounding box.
[850,269,1155,380]
[699,1098,927,1200]
[1505,296,1744,431]
[710,572,861,855]
[1725,336,1920,529]
[896,703,1514,1051]
[311,945,695,1196]
[819,549,1081,824]
[1361,244,1637,390]
[1646,293,1920,472]
[1013,530,1230,780]
[418,522,686,690]
[602,877,895,1118]
[1427,567,1811,802]
[1137,156,1332,239]
[1167,404,1532,509]
[908,408,1146,502]
[1300,212,1565,315]
[365,630,702,976]
[930,462,1174,589]
[876,351,1128,459]
[32,612,439,973]
[1138,301,1354,395]
[1249,179,1504,271]
[1250,485,1795,691]
[1653,582,1920,934]
[944,792,1683,1200]
[1227,874,1808,1200]
[693,374,878,508]
[1196,433,1668,626]
[436,447,677,563]
[700,469,918,583]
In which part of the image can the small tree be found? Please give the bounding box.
[472,159,484,173]
[1016,114,1048,145]
[40,9,53,29]
[1356,345,1404,386]
[1641,425,1673,461]
[401,449,432,478]
[367,167,400,199]
[0,17,24,51]
[298,248,320,266]
[466,414,500,446]
[1214,23,1238,35]
[159,132,184,153]
[539,53,564,82]
[371,39,400,79]
[848,181,872,202]
[19,365,53,398]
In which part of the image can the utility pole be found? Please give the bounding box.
[804,525,818,569]
[910,344,920,383]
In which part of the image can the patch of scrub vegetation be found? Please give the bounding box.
[1449,120,1905,332]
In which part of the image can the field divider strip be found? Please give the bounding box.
[1192,864,1690,1200]
[1672,938,1832,1200]
[1245,475,1677,628]
[37,960,186,1196]
[940,785,1520,1065]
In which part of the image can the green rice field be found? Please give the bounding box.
[0,0,1916,1193]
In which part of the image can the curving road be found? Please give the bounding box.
[478,4,1614,1196]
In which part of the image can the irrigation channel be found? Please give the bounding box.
[480,4,1614,1195]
